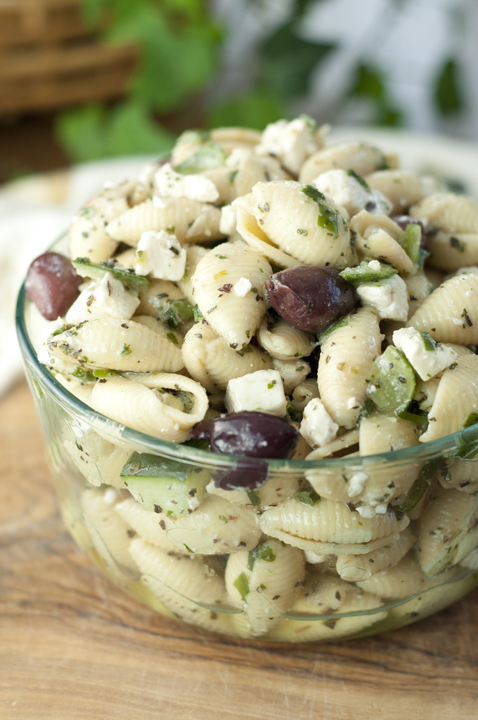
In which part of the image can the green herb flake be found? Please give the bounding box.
[267,381,276,389]
[301,185,340,236]
[219,514,229,524]
[297,228,308,236]
[228,169,238,184]
[193,304,204,321]
[233,572,250,601]
[294,490,321,507]
[120,344,132,357]
[166,332,179,345]
[72,367,96,382]
[346,168,371,192]
[464,412,478,429]
[215,254,228,260]
[247,543,277,571]
[184,543,195,553]
[420,332,437,352]
[246,490,261,506]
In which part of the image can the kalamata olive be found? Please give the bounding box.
[265,266,357,334]
[190,411,298,459]
[392,216,427,248]
[26,252,82,320]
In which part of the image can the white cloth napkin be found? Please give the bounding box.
[1,156,153,397]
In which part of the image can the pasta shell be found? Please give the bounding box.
[82,486,138,575]
[47,318,183,372]
[426,232,478,272]
[358,413,421,505]
[356,553,442,599]
[318,307,383,429]
[129,539,232,633]
[336,526,415,582]
[64,432,130,488]
[191,242,271,350]
[235,181,355,270]
[165,495,261,555]
[419,354,478,442]
[225,539,305,637]
[235,207,301,268]
[417,485,478,575]
[410,193,478,234]
[291,378,320,413]
[365,171,431,213]
[89,374,204,441]
[182,322,272,392]
[177,245,209,304]
[69,185,132,263]
[136,278,186,318]
[299,142,385,185]
[105,197,223,245]
[257,317,315,360]
[115,498,188,554]
[260,495,409,549]
[407,273,478,343]
[350,210,416,274]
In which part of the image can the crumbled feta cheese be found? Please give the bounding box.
[135,230,186,281]
[225,369,287,416]
[346,396,360,410]
[255,117,318,175]
[313,169,392,217]
[219,204,237,236]
[233,277,252,297]
[66,275,140,324]
[368,260,381,272]
[356,274,409,321]
[393,326,458,380]
[272,358,310,395]
[452,317,464,325]
[299,398,338,448]
[188,495,201,511]
[152,196,169,209]
[304,551,326,564]
[154,162,219,203]
[103,488,118,504]
[357,502,388,517]
[37,317,65,367]
[347,471,368,498]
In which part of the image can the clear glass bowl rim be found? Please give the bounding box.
[16,275,478,474]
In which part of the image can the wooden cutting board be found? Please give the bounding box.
[1,380,478,720]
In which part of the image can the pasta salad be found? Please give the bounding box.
[23,116,478,640]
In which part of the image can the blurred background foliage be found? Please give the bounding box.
[55,0,469,163]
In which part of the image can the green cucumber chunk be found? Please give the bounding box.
[367,345,416,414]
[175,143,226,174]
[72,257,150,293]
[157,298,194,329]
[339,260,397,287]
[400,224,421,265]
[120,452,210,516]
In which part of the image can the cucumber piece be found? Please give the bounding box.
[120,452,210,516]
[157,298,194,329]
[400,224,421,264]
[339,260,397,287]
[72,257,150,293]
[395,457,443,514]
[367,345,416,414]
[175,143,226,174]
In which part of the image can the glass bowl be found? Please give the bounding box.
[16,279,478,643]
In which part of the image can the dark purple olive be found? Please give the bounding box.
[392,216,427,248]
[265,266,357,334]
[26,252,82,320]
[190,411,299,460]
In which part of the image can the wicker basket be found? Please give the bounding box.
[0,0,137,115]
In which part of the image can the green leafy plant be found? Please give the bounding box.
[56,0,222,162]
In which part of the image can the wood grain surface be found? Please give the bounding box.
[1,381,478,720]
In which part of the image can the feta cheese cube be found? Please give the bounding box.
[154,162,219,203]
[66,274,140,324]
[255,117,318,175]
[219,204,237,236]
[356,274,409,321]
[225,369,287,416]
[313,169,392,217]
[135,230,186,281]
[393,326,458,380]
[233,277,252,297]
[299,398,338,448]
[347,471,368,498]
